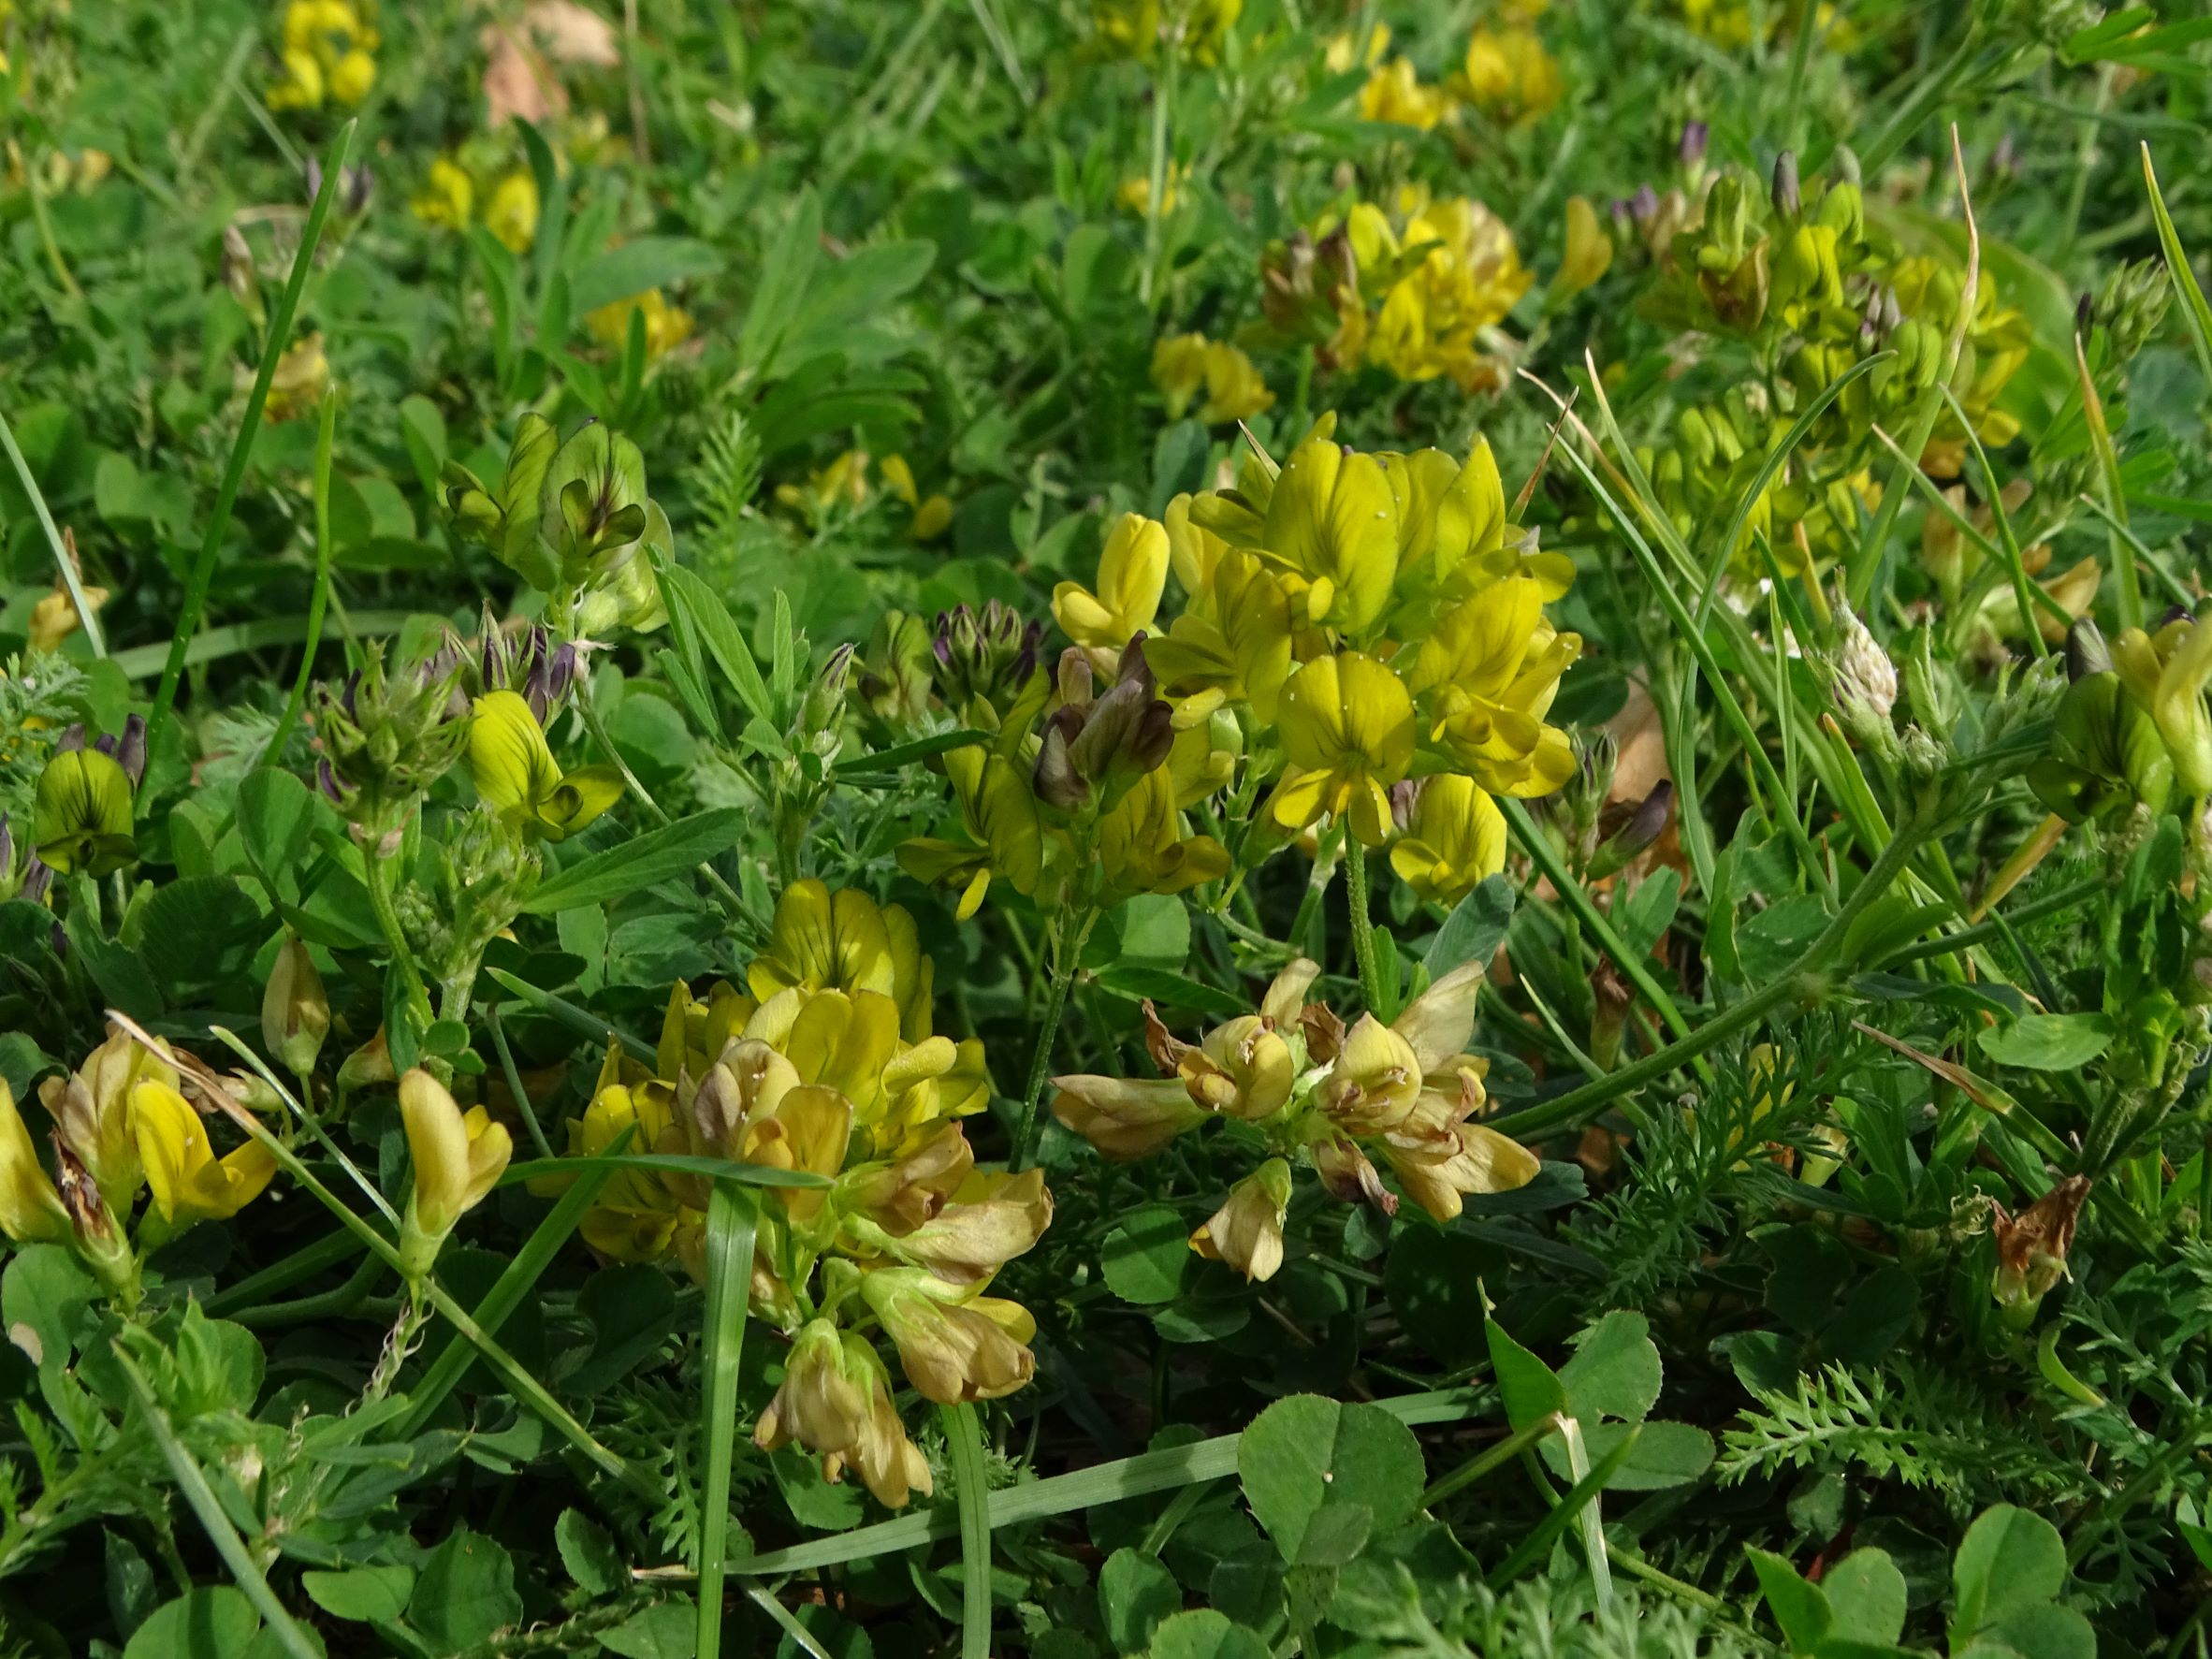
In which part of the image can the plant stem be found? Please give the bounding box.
[1486,814,1937,1142]
[1345,840,1389,1018]
[1422,1412,1561,1508]
[1010,905,1101,1172]
[360,825,435,1035]
[152,120,355,744]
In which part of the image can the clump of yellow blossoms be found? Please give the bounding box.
[894,416,1577,926]
[1151,334,1274,426]
[1054,959,1537,1279]
[269,0,378,111]
[1345,21,1562,134]
[775,449,953,541]
[587,287,695,363]
[411,154,539,255]
[1091,0,1243,65]
[532,880,1044,1509]
[1263,187,1532,392]
[0,1029,279,1307]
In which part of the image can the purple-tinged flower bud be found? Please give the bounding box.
[1629,183,1660,225]
[54,724,85,756]
[24,855,54,906]
[1679,121,1709,167]
[1771,151,1800,217]
[317,757,347,804]
[113,716,147,789]
[0,813,12,880]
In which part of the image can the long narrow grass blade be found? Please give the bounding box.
[151,119,356,740]
[1482,1419,1637,1596]
[0,409,105,657]
[2142,143,2212,386]
[943,1404,996,1659]
[114,1350,321,1658]
[396,1126,631,1440]
[697,1182,762,1659]
[2075,331,2141,631]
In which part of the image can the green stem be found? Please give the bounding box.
[260,386,340,767]
[1486,815,1938,1142]
[1010,905,1101,1173]
[1139,48,1177,308]
[1421,1411,1560,1508]
[696,1182,761,1659]
[151,119,355,744]
[360,827,435,1034]
[1345,840,1388,1019]
[0,408,106,659]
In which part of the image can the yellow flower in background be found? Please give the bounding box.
[1271,651,1417,846]
[27,578,109,655]
[131,1081,278,1228]
[1150,334,1273,426]
[1389,775,1506,906]
[880,454,953,541]
[1054,512,1171,661]
[468,690,624,842]
[412,156,474,229]
[485,170,540,253]
[1118,161,1188,216]
[269,0,379,111]
[1359,57,1448,130]
[262,332,330,423]
[588,287,694,361]
[1092,0,1243,65]
[1324,22,1390,73]
[1552,196,1613,300]
[1457,27,1560,124]
[776,448,872,522]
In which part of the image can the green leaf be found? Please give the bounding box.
[132,877,266,990]
[1095,967,1247,1020]
[1975,1013,2116,1070]
[739,191,824,374]
[601,1598,701,1658]
[301,1566,415,1624]
[1099,1550,1180,1655]
[1951,1506,2067,1643]
[565,1265,678,1396]
[659,564,779,730]
[1101,1205,1190,1306]
[407,1528,523,1651]
[1486,1320,1570,1431]
[1145,1610,1272,1659]
[1424,875,1515,979]
[522,808,747,912]
[570,237,723,315]
[1976,1607,2097,1659]
[124,1589,261,1659]
[1823,1549,1908,1646]
[555,1509,626,1596]
[1748,1548,1831,1650]
[1557,1311,1663,1424]
[1237,1395,1425,1566]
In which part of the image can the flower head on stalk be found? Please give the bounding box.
[1053,957,1536,1280]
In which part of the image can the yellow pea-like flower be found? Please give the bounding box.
[1459,27,1561,124]
[1269,651,1417,847]
[398,1069,512,1269]
[1053,512,1171,659]
[1553,196,1614,300]
[1360,57,1448,130]
[1261,437,1401,636]
[412,156,473,230]
[1190,1158,1292,1282]
[131,1082,278,1227]
[468,691,623,842]
[0,1082,71,1246]
[748,879,901,1005]
[485,171,540,255]
[33,749,136,877]
[1389,775,1507,906]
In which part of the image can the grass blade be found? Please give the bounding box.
[150,119,356,741]
[943,1404,995,1659]
[259,385,340,767]
[0,408,105,658]
[2143,142,2212,386]
[114,1349,321,1658]
[697,1181,761,1659]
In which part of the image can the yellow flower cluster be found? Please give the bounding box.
[1150,334,1274,426]
[587,287,695,363]
[1345,22,1562,134]
[269,0,378,111]
[1318,188,1533,391]
[0,1031,278,1302]
[1091,0,1244,65]
[411,156,541,255]
[533,881,1045,1508]
[1053,959,1537,1278]
[775,449,953,541]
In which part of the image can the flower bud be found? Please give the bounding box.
[1991,1175,2088,1330]
[1771,151,1801,218]
[262,935,331,1077]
